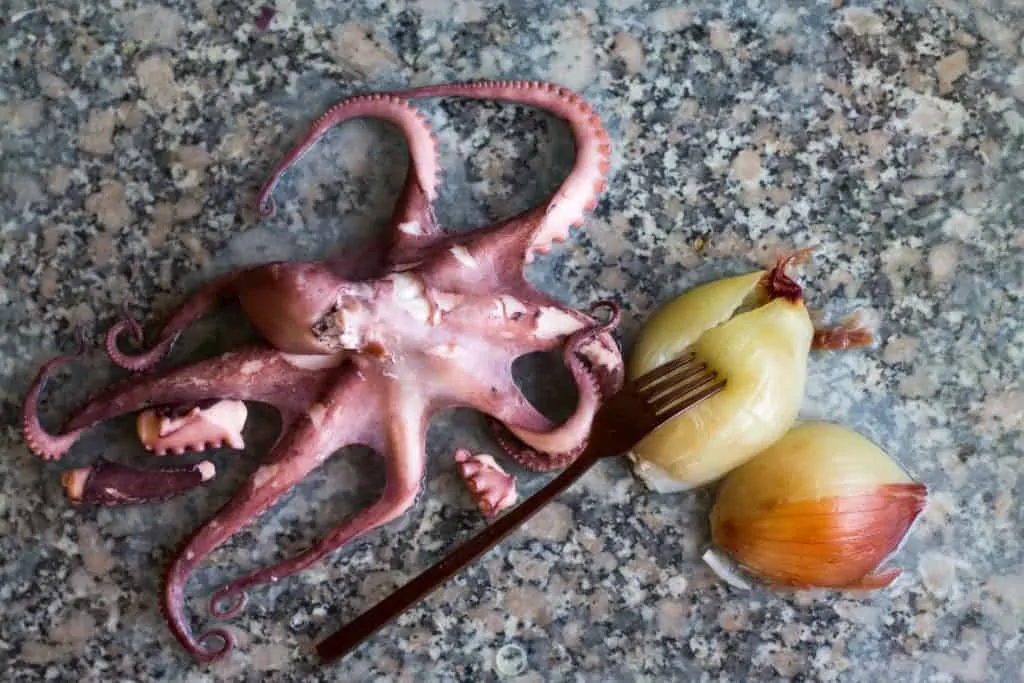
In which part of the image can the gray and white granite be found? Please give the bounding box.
[1,0,1022,680]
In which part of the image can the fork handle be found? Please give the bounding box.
[314,445,604,664]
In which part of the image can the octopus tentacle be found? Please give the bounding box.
[490,367,601,472]
[385,152,442,269]
[580,330,626,395]
[491,302,622,471]
[256,93,440,221]
[517,290,626,392]
[22,351,89,461]
[105,271,244,372]
[160,366,380,662]
[254,93,442,268]
[393,80,612,260]
[456,367,557,436]
[160,455,319,662]
[22,346,342,461]
[207,383,427,622]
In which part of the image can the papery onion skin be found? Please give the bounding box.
[628,286,813,490]
[709,421,928,590]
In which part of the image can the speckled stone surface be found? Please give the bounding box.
[2,0,1022,680]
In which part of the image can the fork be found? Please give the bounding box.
[314,351,726,664]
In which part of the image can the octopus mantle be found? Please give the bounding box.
[22,80,626,663]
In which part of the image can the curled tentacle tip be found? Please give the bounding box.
[209,587,247,619]
[193,628,235,663]
[586,300,621,332]
[104,319,165,371]
[104,322,125,349]
[115,302,144,338]
[105,317,143,355]
[257,196,277,218]
[455,451,518,516]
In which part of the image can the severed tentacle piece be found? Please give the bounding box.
[455,448,517,518]
[63,458,216,505]
[136,399,248,456]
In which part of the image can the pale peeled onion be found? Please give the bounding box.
[627,270,813,492]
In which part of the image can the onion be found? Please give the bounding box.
[627,266,813,490]
[707,421,928,590]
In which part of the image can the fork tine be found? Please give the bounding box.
[633,352,697,390]
[642,373,709,408]
[655,378,727,420]
[651,372,724,416]
[638,361,710,402]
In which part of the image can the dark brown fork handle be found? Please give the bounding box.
[315,445,607,664]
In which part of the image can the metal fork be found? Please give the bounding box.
[314,351,726,664]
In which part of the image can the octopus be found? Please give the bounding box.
[21,80,625,663]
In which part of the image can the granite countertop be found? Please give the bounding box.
[2,0,1022,681]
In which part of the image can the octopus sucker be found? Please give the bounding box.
[22,80,625,663]
[455,449,517,517]
[491,301,622,471]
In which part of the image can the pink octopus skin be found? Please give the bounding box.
[136,399,248,456]
[21,80,626,664]
[455,448,518,518]
[63,458,217,506]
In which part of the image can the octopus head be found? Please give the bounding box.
[236,262,350,354]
